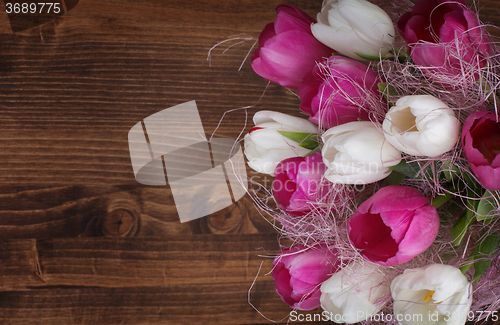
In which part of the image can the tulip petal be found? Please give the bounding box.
[368,186,429,214]
[393,289,438,325]
[383,95,459,157]
[274,4,315,34]
[380,210,413,243]
[273,168,297,208]
[439,11,467,43]
[462,111,500,190]
[397,0,489,84]
[463,9,490,55]
[321,262,390,323]
[293,290,322,310]
[337,0,395,45]
[397,205,439,257]
[312,22,376,59]
[349,186,438,266]
[288,251,337,284]
[272,245,339,310]
[254,29,332,88]
[298,56,382,129]
[348,212,399,263]
[391,264,472,325]
[312,0,394,59]
[251,4,333,89]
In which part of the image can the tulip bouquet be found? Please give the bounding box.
[229,0,500,323]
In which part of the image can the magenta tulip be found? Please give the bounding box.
[462,111,500,191]
[272,152,327,216]
[348,185,439,266]
[298,56,383,129]
[273,245,340,310]
[397,0,490,78]
[251,4,334,89]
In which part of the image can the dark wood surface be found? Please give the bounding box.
[0,0,499,324]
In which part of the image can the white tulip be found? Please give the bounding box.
[322,121,401,184]
[391,264,472,325]
[320,262,390,323]
[311,0,395,60]
[382,95,460,157]
[244,111,318,176]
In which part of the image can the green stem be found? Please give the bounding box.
[431,191,455,209]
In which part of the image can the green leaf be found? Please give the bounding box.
[352,50,410,62]
[440,160,460,181]
[377,83,398,104]
[461,171,483,197]
[460,262,472,274]
[353,51,385,61]
[388,159,420,179]
[478,78,500,107]
[471,233,500,282]
[303,146,322,157]
[430,192,454,209]
[388,48,412,63]
[385,170,406,186]
[277,131,319,150]
[377,83,398,97]
[450,206,476,246]
[476,190,497,222]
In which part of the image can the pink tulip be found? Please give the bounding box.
[462,111,500,191]
[298,56,383,129]
[348,185,439,266]
[273,245,340,310]
[251,4,334,89]
[397,0,490,78]
[273,152,327,216]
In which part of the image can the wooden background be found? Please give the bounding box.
[0,0,499,324]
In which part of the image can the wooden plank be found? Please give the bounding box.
[0,0,499,324]
[0,284,296,325]
[0,235,281,290]
[0,235,296,325]
[0,184,273,238]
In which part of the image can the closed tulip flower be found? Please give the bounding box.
[273,152,327,216]
[273,245,340,310]
[298,56,383,129]
[348,185,439,266]
[462,111,500,191]
[398,0,491,78]
[322,121,402,185]
[391,264,472,325]
[244,111,318,176]
[311,0,395,60]
[251,4,334,89]
[320,262,390,323]
[382,95,460,157]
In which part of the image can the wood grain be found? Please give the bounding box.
[0,0,499,324]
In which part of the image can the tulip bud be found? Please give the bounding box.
[298,56,383,129]
[251,4,334,89]
[322,121,402,185]
[273,152,328,216]
[273,245,340,310]
[311,0,395,61]
[391,264,472,325]
[244,111,318,176]
[398,0,491,80]
[462,111,500,191]
[382,95,460,157]
[320,262,390,323]
[348,185,439,266]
